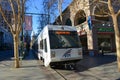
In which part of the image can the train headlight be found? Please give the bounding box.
[51,51,56,58]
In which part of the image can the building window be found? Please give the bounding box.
[74,10,86,26]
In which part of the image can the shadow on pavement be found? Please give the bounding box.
[0,49,37,61]
[0,50,14,61]
[76,53,117,72]
[50,53,117,72]
[116,78,120,80]
[22,49,38,60]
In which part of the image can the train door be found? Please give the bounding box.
[43,38,51,67]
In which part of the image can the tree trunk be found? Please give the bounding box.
[116,30,120,72]
[112,15,120,71]
[13,34,20,68]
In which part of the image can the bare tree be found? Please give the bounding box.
[92,0,120,71]
[0,0,26,68]
[58,0,63,24]
[41,0,67,24]
[37,14,50,33]
[40,0,57,24]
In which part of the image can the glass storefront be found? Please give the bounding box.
[98,35,112,53]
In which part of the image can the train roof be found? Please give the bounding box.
[44,25,77,31]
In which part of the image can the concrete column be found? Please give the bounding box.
[111,34,116,52]
[92,28,98,53]
[87,30,93,50]
[87,26,99,56]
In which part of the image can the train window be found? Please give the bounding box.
[40,40,43,49]
[49,31,81,49]
[44,39,47,52]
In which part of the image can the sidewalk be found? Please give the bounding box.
[77,52,120,80]
[79,52,117,68]
[1,51,120,80]
[0,50,64,80]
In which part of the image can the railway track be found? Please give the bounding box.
[53,69,67,80]
[37,59,104,80]
[37,59,86,80]
[37,60,68,80]
[52,65,103,80]
[33,51,102,80]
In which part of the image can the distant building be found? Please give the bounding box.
[0,27,13,50]
[54,0,120,54]
[0,1,13,50]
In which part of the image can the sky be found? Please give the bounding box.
[25,0,72,34]
[25,0,43,34]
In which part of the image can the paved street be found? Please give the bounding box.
[52,53,120,80]
[0,50,65,80]
[0,50,120,80]
[76,53,120,80]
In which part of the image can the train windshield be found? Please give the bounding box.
[49,30,81,49]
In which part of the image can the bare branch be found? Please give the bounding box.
[17,26,22,37]
[99,0,108,4]
[90,0,107,6]
[58,0,63,24]
[16,0,21,32]
[23,0,26,4]
[116,10,120,17]
[9,0,16,23]
[9,0,17,34]
[108,0,115,14]
[0,4,13,33]
[92,3,110,16]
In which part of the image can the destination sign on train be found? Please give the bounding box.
[55,31,70,34]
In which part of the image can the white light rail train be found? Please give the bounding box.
[33,25,83,68]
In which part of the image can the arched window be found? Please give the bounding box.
[94,5,109,21]
[74,10,86,26]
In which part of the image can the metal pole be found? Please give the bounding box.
[25,13,49,16]
[21,0,24,59]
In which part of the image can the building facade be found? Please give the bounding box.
[0,0,13,50]
[54,0,120,54]
[0,27,13,50]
